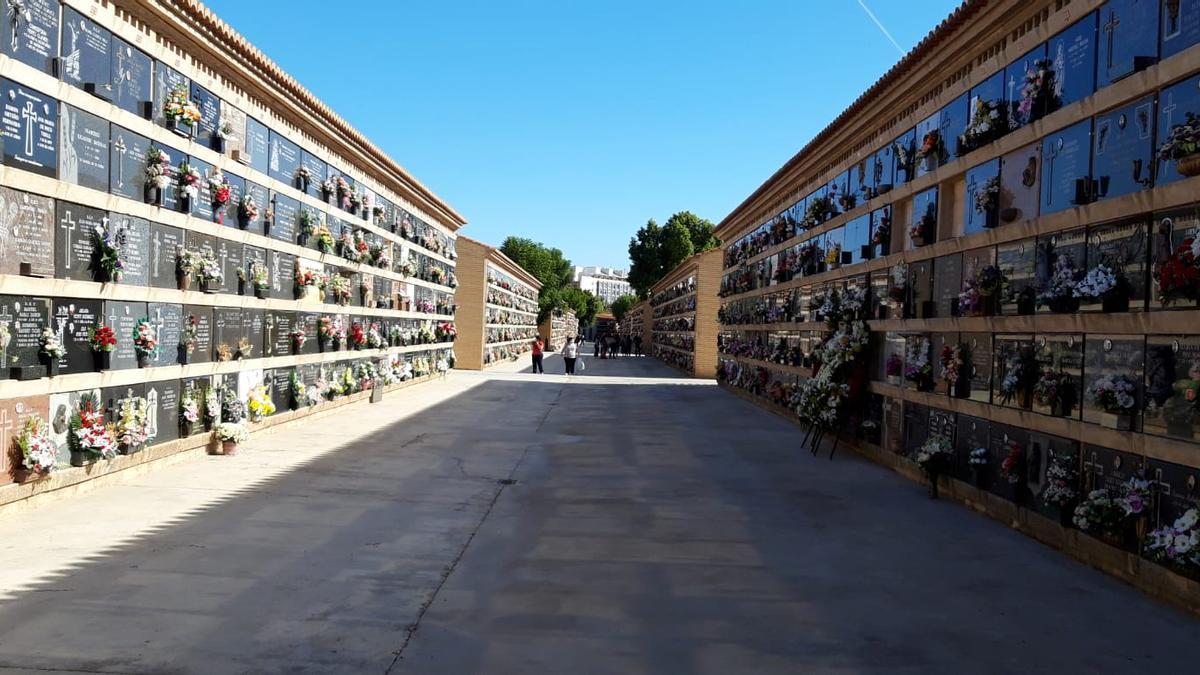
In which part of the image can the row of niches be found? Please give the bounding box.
[723,2,1200,274]
[0,293,457,380]
[718,204,1200,326]
[652,295,696,320]
[6,348,454,483]
[486,327,537,345]
[484,341,533,365]
[653,334,694,352]
[486,268,538,302]
[485,307,538,327]
[717,366,1200,578]
[653,316,694,333]
[0,186,455,313]
[1,1,455,257]
[486,287,537,314]
[653,346,694,372]
[651,276,696,308]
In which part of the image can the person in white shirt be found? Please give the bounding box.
[561,338,579,375]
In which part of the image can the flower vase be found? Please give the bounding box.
[119,442,141,456]
[984,210,1000,229]
[177,272,192,291]
[1000,207,1020,223]
[148,186,165,207]
[255,286,268,300]
[70,450,90,467]
[1017,294,1036,316]
[200,280,216,295]
[212,136,225,153]
[136,352,151,369]
[221,440,238,456]
[263,220,272,237]
[1099,412,1133,431]
[922,155,937,173]
[1048,296,1081,314]
[297,176,309,193]
[41,354,60,377]
[166,118,193,139]
[926,470,940,499]
[93,350,111,372]
[980,294,997,317]
[972,470,988,489]
[179,194,191,214]
[238,212,251,230]
[322,187,333,203]
[1101,291,1129,313]
[953,377,971,399]
[1177,154,1200,177]
[181,420,194,437]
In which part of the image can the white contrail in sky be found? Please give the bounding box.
[856,0,906,56]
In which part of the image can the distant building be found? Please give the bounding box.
[572,266,632,305]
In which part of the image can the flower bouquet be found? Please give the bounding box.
[115,396,150,453]
[247,385,276,422]
[871,213,891,256]
[248,261,270,299]
[181,314,199,364]
[915,129,943,171]
[914,434,954,497]
[39,327,63,376]
[327,275,352,306]
[176,162,202,210]
[295,165,312,192]
[163,82,200,136]
[197,252,223,293]
[92,220,126,283]
[315,223,336,254]
[208,169,231,222]
[290,326,307,353]
[1041,451,1079,522]
[68,393,119,465]
[973,175,1000,228]
[179,388,200,436]
[89,323,117,371]
[1037,253,1082,313]
[1156,238,1200,306]
[1146,508,1200,577]
[940,343,970,398]
[1073,476,1153,548]
[1158,111,1200,177]
[289,371,308,410]
[957,98,1008,154]
[957,265,1003,316]
[1087,373,1137,429]
[238,194,259,229]
[132,317,158,367]
[903,337,933,391]
[1016,58,1057,126]
[998,344,1038,408]
[319,316,345,351]
[175,246,201,290]
[145,147,172,200]
[17,414,56,476]
[1033,369,1075,417]
[214,422,249,455]
[998,439,1024,485]
[800,196,832,230]
[1073,261,1130,313]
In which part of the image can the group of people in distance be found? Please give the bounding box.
[528,333,642,375]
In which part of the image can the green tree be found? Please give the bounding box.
[627,219,663,299]
[626,211,720,298]
[499,236,601,325]
[610,294,638,322]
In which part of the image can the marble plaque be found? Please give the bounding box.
[1162,0,1200,59]
[962,332,992,403]
[268,130,301,186]
[213,237,241,295]
[269,191,299,244]
[145,378,180,445]
[104,300,146,371]
[1097,0,1160,88]
[59,104,109,191]
[1145,457,1200,529]
[185,230,216,263]
[242,180,268,236]
[189,82,220,143]
[1004,43,1049,129]
[182,305,212,364]
[0,395,50,478]
[1033,333,1083,419]
[269,250,296,301]
[1,78,58,177]
[241,309,264,360]
[300,151,327,199]
[1092,95,1155,203]
[219,103,246,157]
[243,115,269,175]
[147,302,183,367]
[265,311,293,358]
[0,187,54,277]
[933,254,962,318]
[54,201,104,282]
[108,126,150,202]
[212,307,242,362]
[112,213,149,287]
[156,142,186,212]
[1082,335,1145,431]
[149,223,185,290]
[1039,120,1092,214]
[51,298,101,375]
[955,415,991,483]
[893,128,916,187]
[1049,12,1098,111]
[153,64,188,127]
[111,37,152,118]
[1,0,57,74]
[61,7,111,97]
[297,312,320,356]
[1083,218,1147,312]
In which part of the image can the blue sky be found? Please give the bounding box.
[203,0,961,270]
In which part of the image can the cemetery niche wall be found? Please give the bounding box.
[0,0,465,503]
[712,0,1200,612]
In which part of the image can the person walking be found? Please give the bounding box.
[561,337,579,375]
[530,337,544,373]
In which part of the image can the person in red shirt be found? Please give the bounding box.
[531,338,544,373]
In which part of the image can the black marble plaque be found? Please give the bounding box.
[1097,0,1160,88]
[213,238,241,295]
[914,112,940,178]
[156,142,186,212]
[1,0,57,73]
[268,130,301,186]
[182,305,212,364]
[1081,444,1145,501]
[1145,457,1200,528]
[0,295,47,371]
[53,201,104,282]
[242,180,268,236]
[1083,218,1147,311]
[241,309,263,360]
[185,231,217,268]
[221,170,245,228]
[269,250,296,301]
[954,414,990,482]
[299,151,327,199]
[243,244,267,291]
[112,213,149,287]
[1040,119,1092,215]
[933,254,962,318]
[0,187,55,277]
[1151,207,1200,309]
[188,156,215,221]
[101,384,144,428]
[243,115,269,175]
[1093,96,1155,202]
[1049,12,1098,111]
[58,104,109,191]
[902,401,930,456]
[50,297,101,375]
[964,159,1000,235]
[145,378,180,445]
[269,368,293,412]
[265,311,293,358]
[103,300,145,371]
[1033,333,1083,418]
[1028,433,1079,519]
[988,424,1031,501]
[149,223,184,290]
[212,307,242,362]
[189,82,220,143]
[153,64,188,127]
[1142,335,1200,440]
[269,191,299,244]
[147,302,182,367]
[111,36,152,118]
[1163,0,1200,58]
[108,126,149,201]
[1082,335,1145,430]
[961,332,992,403]
[297,312,319,356]
[60,8,110,96]
[2,78,57,177]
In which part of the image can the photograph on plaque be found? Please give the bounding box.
[1082,335,1145,431]
[103,300,147,371]
[1144,457,1200,531]
[1048,12,1097,111]
[148,223,185,290]
[1039,119,1092,215]
[1004,43,1049,130]
[1143,335,1200,442]
[0,0,57,74]
[1035,228,1086,314]
[111,213,150,287]
[51,298,101,376]
[147,303,183,367]
[58,104,109,191]
[0,187,55,277]
[0,295,49,375]
[111,37,152,118]
[181,305,212,364]
[1080,218,1147,313]
[987,424,1030,503]
[243,116,269,175]
[108,126,150,202]
[1156,74,1200,185]
[963,159,1000,235]
[1097,0,1160,88]
[999,143,1040,226]
[54,201,105,282]
[1092,96,1155,202]
[1033,333,1082,419]
[145,378,181,446]
[60,8,111,98]
[1,78,58,178]
[993,334,1036,411]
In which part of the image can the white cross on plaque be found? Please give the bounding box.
[113,135,127,188]
[59,211,77,269]
[1161,91,1178,130]
[1103,10,1121,71]
[20,100,40,157]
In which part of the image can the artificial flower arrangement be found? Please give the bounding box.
[289,370,308,409]
[367,323,386,349]
[92,220,127,283]
[349,322,367,350]
[958,97,1008,154]
[371,244,392,269]
[175,246,201,289]
[204,388,220,428]
[145,147,172,190]
[940,343,969,396]
[837,190,857,212]
[338,230,361,263]
[221,386,247,423]
[295,264,320,290]
[1037,251,1082,313]
[914,434,954,476]
[335,176,351,206]
[290,326,307,352]
[238,194,259,227]
[248,261,270,296]
[973,175,1000,219]
[215,421,249,444]
[1157,111,1200,176]
[247,385,276,422]
[1073,476,1152,540]
[347,186,363,212]
[68,393,119,462]
[1087,373,1138,414]
[17,414,56,475]
[89,323,117,353]
[294,165,311,187]
[179,388,200,431]
[1157,237,1200,305]
[893,140,914,177]
[908,212,932,247]
[39,327,63,362]
[132,317,158,365]
[1017,58,1056,124]
[1033,369,1074,415]
[319,316,346,349]
[1146,508,1200,574]
[889,262,909,303]
[326,274,352,306]
[208,169,231,218]
[196,252,223,289]
[314,223,336,254]
[115,395,150,450]
[790,288,871,433]
[871,213,891,247]
[800,196,832,230]
[181,314,199,358]
[320,176,336,198]
[177,162,202,203]
[236,336,254,360]
[1073,260,1130,311]
[163,82,201,130]
[998,343,1038,406]
[998,439,1024,484]
[216,117,238,142]
[885,354,903,378]
[1041,451,1079,511]
[957,265,1003,316]
[824,243,842,268]
[968,447,989,467]
[373,205,386,224]
[903,337,933,390]
[436,322,457,342]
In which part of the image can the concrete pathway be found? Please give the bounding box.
[0,352,1196,674]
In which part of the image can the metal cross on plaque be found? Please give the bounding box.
[1103,10,1121,71]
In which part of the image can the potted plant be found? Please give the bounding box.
[163,82,200,137]
[17,414,56,477]
[1158,111,1200,177]
[132,317,157,368]
[144,147,172,205]
[914,434,953,499]
[92,220,126,283]
[39,327,63,377]
[1087,373,1138,429]
[89,322,117,371]
[214,422,249,455]
[68,393,119,466]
